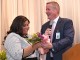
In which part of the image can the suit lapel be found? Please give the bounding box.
[55,17,62,31]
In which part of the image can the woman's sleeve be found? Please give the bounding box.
[4,36,23,60]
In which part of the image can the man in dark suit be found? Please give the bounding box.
[41,1,74,60]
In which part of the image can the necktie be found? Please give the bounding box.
[49,22,55,57]
[50,22,55,42]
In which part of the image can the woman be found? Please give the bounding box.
[4,15,52,60]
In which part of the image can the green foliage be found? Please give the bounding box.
[26,33,42,45]
[0,50,7,60]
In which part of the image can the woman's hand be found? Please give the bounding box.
[32,42,42,49]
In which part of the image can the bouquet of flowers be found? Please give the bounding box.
[26,32,51,55]
[26,33,45,45]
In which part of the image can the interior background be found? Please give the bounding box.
[0,0,80,50]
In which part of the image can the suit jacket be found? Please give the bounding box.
[41,17,74,60]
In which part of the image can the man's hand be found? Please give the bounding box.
[44,28,52,36]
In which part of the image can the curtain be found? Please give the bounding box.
[0,0,80,50]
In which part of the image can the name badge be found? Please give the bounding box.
[56,31,60,39]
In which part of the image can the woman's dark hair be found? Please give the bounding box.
[6,15,30,38]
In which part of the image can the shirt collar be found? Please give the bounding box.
[53,16,59,23]
[50,16,59,25]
